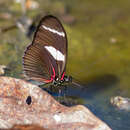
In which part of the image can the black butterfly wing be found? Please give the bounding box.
[23,15,68,83]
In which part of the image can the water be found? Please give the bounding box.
[43,73,130,130]
[64,76,130,130]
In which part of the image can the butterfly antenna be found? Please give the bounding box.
[71,78,84,89]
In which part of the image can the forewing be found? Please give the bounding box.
[23,15,67,82]
[33,15,67,77]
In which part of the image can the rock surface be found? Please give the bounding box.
[9,124,48,130]
[0,65,7,75]
[110,96,130,111]
[0,76,111,130]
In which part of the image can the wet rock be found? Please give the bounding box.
[0,76,111,130]
[0,12,12,20]
[25,0,39,10]
[109,37,117,44]
[16,16,33,34]
[0,65,8,75]
[60,15,76,25]
[110,96,130,111]
[14,0,39,10]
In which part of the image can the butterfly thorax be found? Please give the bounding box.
[53,75,72,86]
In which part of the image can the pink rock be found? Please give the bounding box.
[9,124,48,130]
[0,76,111,130]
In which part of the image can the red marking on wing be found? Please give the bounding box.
[52,66,56,78]
[44,65,56,83]
[61,72,65,80]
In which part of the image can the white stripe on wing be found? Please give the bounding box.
[45,46,65,61]
[42,25,65,37]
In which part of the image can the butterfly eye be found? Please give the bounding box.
[55,76,59,81]
[26,96,32,105]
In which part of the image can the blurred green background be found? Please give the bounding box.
[0,0,130,129]
[0,0,130,90]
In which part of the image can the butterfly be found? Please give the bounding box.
[23,15,73,87]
